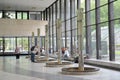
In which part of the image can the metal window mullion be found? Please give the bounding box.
[77,0,80,9]
[43,11,45,20]
[21,12,23,19]
[3,37,5,54]
[59,0,62,19]
[45,9,48,20]
[15,11,17,19]
[108,0,115,61]
[64,0,67,48]
[2,10,5,18]
[95,0,101,59]
[55,2,58,51]
[28,37,30,54]
[15,37,17,48]
[85,0,92,56]
[45,10,46,20]
[49,7,51,48]
[70,0,73,55]
[27,11,29,20]
[52,5,54,52]
[40,11,42,20]
[45,10,47,20]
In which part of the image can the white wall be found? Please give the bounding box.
[0,19,48,36]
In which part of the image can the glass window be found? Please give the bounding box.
[17,38,28,54]
[90,0,95,9]
[23,12,28,19]
[3,11,15,19]
[72,29,77,56]
[114,0,120,19]
[66,20,71,31]
[100,22,109,60]
[91,10,95,25]
[72,17,77,29]
[90,25,96,59]
[62,33,65,47]
[114,20,120,61]
[41,37,45,48]
[72,0,75,17]
[53,4,56,25]
[66,31,71,53]
[57,0,60,19]
[100,5,108,22]
[66,0,70,19]
[0,38,3,53]
[4,38,15,52]
[0,11,2,18]
[61,0,65,21]
[17,12,22,19]
[100,0,108,6]
[81,0,85,12]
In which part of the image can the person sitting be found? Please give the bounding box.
[63,48,70,59]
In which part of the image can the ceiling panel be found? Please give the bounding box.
[0,0,56,11]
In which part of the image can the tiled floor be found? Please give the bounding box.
[0,56,120,80]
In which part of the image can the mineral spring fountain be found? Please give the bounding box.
[46,19,72,67]
[61,8,100,75]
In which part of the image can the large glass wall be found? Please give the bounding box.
[44,0,120,62]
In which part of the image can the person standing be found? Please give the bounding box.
[15,47,20,59]
[31,46,38,62]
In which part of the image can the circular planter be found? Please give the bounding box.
[62,67,100,75]
[35,57,56,63]
[46,61,72,67]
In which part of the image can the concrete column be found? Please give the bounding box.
[45,25,49,60]
[37,28,40,56]
[77,8,84,71]
[57,19,62,64]
[32,32,35,46]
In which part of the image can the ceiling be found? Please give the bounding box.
[0,0,56,11]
